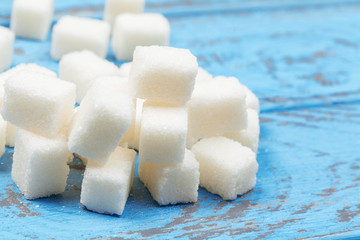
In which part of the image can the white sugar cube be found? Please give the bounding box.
[12,129,71,200]
[6,122,17,147]
[118,62,132,77]
[59,50,121,103]
[120,98,144,150]
[10,0,54,40]
[104,0,145,26]
[223,109,260,153]
[188,76,247,139]
[112,14,170,61]
[80,147,136,215]
[1,72,76,138]
[68,80,133,164]
[139,104,187,164]
[191,136,258,200]
[0,26,15,72]
[51,16,111,60]
[129,46,198,106]
[139,150,199,205]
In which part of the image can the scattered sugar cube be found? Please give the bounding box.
[68,80,133,164]
[80,147,136,215]
[120,98,144,150]
[104,0,145,27]
[12,129,71,200]
[191,136,258,200]
[59,50,121,103]
[0,26,15,73]
[129,46,198,106]
[51,16,111,60]
[10,0,54,40]
[223,109,260,153]
[139,150,199,205]
[6,122,17,147]
[188,76,247,139]
[139,104,187,164]
[118,62,132,77]
[1,71,76,138]
[112,14,170,61]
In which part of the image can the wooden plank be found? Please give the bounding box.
[0,0,359,239]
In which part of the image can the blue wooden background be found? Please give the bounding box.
[0,0,360,239]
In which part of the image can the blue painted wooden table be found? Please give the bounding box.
[1,0,360,239]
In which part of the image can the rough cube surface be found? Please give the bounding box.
[0,63,57,105]
[139,150,200,205]
[188,76,247,139]
[0,26,15,72]
[129,46,198,105]
[80,147,136,215]
[59,50,121,103]
[2,72,76,137]
[10,0,54,40]
[68,80,133,163]
[51,16,111,60]
[112,14,170,61]
[223,109,260,153]
[104,0,145,26]
[191,136,258,200]
[139,104,187,164]
[12,129,71,200]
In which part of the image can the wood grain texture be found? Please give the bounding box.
[0,0,359,239]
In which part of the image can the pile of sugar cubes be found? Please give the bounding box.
[0,0,260,216]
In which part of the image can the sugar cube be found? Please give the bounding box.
[59,50,121,103]
[129,46,198,106]
[139,150,199,205]
[1,71,76,138]
[104,0,145,27]
[80,147,136,215]
[112,14,170,61]
[51,16,111,60]
[139,104,187,164]
[68,80,133,164]
[12,129,71,200]
[10,0,54,40]
[6,122,17,147]
[223,109,260,153]
[191,136,258,200]
[0,26,15,72]
[188,76,247,139]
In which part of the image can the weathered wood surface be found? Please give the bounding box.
[0,0,359,239]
